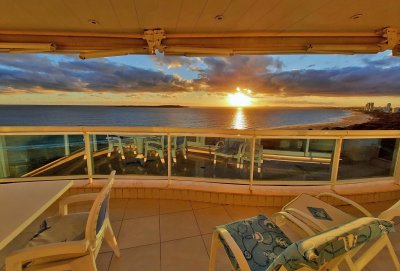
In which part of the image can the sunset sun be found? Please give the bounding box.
[227,87,253,107]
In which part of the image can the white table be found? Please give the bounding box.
[0,180,72,250]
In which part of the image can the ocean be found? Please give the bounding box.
[0,105,350,129]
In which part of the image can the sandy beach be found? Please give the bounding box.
[274,110,373,130]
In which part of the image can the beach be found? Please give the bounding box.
[274,110,373,130]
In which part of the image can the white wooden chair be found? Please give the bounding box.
[6,171,120,271]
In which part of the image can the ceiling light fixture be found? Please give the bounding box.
[214,15,224,21]
[350,14,363,20]
[88,19,99,25]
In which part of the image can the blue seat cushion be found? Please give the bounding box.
[217,214,292,271]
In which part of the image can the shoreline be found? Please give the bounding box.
[273,110,373,130]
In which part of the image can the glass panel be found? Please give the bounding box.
[338,138,398,180]
[91,135,168,176]
[253,139,335,181]
[172,136,250,180]
[0,135,86,178]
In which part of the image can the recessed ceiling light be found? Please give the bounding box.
[88,19,100,25]
[350,14,363,20]
[214,15,224,21]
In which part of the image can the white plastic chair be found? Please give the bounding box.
[6,171,120,271]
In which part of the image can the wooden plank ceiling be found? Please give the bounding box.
[0,0,399,57]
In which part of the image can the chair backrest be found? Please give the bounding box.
[224,138,244,149]
[85,170,115,250]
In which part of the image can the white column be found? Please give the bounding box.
[64,135,70,156]
[0,136,10,178]
[84,133,94,183]
[392,139,400,184]
[330,138,343,189]
[249,137,256,191]
[92,135,98,152]
[167,134,171,185]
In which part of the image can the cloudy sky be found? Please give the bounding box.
[0,51,399,107]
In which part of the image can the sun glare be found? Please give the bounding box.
[227,87,252,107]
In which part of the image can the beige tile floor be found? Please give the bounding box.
[1,198,399,271]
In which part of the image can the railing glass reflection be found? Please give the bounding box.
[90,135,168,176]
[172,136,250,181]
[0,135,85,178]
[252,139,335,182]
[338,138,399,181]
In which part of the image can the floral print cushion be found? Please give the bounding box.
[217,214,292,271]
[217,215,394,271]
[269,217,394,271]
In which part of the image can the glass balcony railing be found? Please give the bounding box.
[0,127,399,187]
[0,134,86,178]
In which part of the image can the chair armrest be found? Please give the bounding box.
[317,192,373,217]
[217,228,251,271]
[59,193,98,215]
[6,240,88,270]
[215,140,224,149]
[379,199,400,221]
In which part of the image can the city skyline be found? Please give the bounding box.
[0,51,399,107]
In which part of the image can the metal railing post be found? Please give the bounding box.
[92,134,98,152]
[393,138,400,184]
[84,133,94,184]
[167,133,171,185]
[249,137,256,191]
[64,135,70,156]
[330,138,343,189]
[0,136,10,178]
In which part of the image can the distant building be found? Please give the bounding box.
[384,103,392,113]
[364,102,375,111]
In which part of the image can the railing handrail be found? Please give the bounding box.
[0,126,399,138]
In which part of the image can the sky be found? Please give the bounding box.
[0,51,399,108]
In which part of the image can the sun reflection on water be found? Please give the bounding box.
[232,108,248,129]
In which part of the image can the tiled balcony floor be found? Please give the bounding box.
[1,198,399,271]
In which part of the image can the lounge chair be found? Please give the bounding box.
[280,192,399,233]
[144,136,187,164]
[213,138,246,168]
[6,171,120,271]
[241,139,264,173]
[209,215,398,271]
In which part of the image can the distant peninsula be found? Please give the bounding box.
[111,105,187,108]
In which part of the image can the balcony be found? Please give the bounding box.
[0,126,400,270]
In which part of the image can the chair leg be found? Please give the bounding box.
[118,141,125,160]
[158,150,165,164]
[70,254,97,271]
[384,235,400,270]
[107,144,113,158]
[105,222,121,258]
[208,231,219,271]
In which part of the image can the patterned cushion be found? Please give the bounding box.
[268,217,395,271]
[217,215,292,271]
[27,212,88,248]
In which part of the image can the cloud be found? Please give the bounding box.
[0,54,193,94]
[0,54,399,99]
[191,55,400,97]
[151,55,200,69]
[194,56,284,91]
